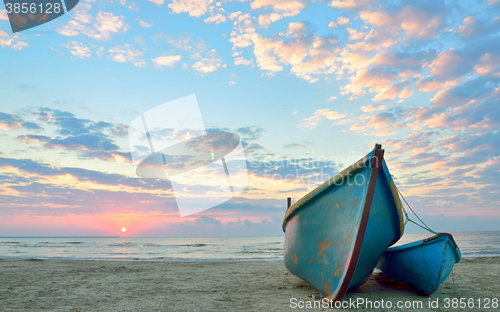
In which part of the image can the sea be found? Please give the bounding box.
[0,231,499,261]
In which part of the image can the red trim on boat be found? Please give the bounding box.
[328,144,385,302]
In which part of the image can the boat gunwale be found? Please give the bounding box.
[282,154,369,232]
[386,233,461,262]
[388,179,405,244]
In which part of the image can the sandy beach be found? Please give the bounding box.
[0,257,498,311]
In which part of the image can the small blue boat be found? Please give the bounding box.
[283,144,405,301]
[377,233,461,295]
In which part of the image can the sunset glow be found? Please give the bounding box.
[1,0,500,236]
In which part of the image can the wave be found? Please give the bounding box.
[142,243,164,247]
[141,243,212,248]
[182,243,210,247]
[0,255,283,262]
[238,250,284,254]
[108,243,135,247]
[462,250,500,258]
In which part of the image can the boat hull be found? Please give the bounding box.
[283,145,404,301]
[377,233,461,295]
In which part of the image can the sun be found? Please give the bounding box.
[121,227,127,232]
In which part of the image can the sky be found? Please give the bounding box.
[0,0,499,237]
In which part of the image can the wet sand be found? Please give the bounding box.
[0,257,498,311]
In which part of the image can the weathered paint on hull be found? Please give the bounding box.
[283,144,404,301]
[377,233,461,295]
[349,160,404,289]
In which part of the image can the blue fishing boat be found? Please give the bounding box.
[283,144,405,301]
[377,233,461,295]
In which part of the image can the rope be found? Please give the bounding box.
[395,185,440,236]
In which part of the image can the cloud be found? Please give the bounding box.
[41,109,91,136]
[282,143,304,148]
[287,21,308,37]
[231,16,339,81]
[0,113,23,130]
[235,127,264,140]
[372,50,435,75]
[251,0,306,13]
[428,50,470,80]
[0,157,178,218]
[166,37,194,50]
[147,0,165,4]
[45,134,120,152]
[0,31,30,50]
[341,53,426,101]
[347,28,367,40]
[430,77,498,108]
[337,17,350,26]
[366,112,397,128]
[360,104,386,112]
[359,1,448,40]
[137,18,154,28]
[251,0,309,26]
[329,0,377,9]
[204,14,227,24]
[0,9,8,20]
[474,53,500,76]
[16,135,51,143]
[457,16,500,38]
[168,0,214,17]
[108,44,146,67]
[57,9,128,41]
[302,109,348,128]
[93,12,128,39]
[234,56,252,66]
[161,214,285,237]
[191,57,225,73]
[21,122,43,130]
[21,108,132,162]
[152,55,183,68]
[66,41,91,59]
[345,29,398,52]
[119,0,139,11]
[0,113,43,130]
[349,67,398,87]
[244,143,265,153]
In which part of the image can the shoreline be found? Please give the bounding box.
[0,256,283,262]
[0,257,499,311]
[0,254,498,262]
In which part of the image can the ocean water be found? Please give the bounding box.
[0,231,498,261]
[394,231,500,259]
[0,236,284,261]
